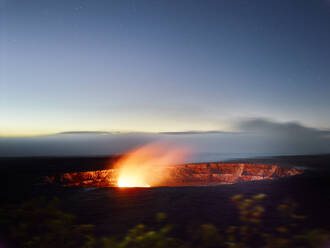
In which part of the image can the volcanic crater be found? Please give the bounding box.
[45,163,303,187]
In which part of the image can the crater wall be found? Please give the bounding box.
[45,163,303,187]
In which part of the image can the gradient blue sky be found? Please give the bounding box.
[1,0,330,137]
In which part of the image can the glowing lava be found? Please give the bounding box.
[117,178,150,188]
[115,142,191,188]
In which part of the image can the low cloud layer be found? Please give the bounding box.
[236,118,330,154]
[158,131,233,135]
[0,118,329,159]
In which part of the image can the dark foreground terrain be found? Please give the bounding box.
[1,155,330,241]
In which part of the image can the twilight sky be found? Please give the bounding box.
[1,0,330,156]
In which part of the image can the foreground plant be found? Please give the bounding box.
[1,194,329,248]
[0,197,94,248]
[229,194,329,248]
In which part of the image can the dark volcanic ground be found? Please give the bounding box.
[1,154,330,238]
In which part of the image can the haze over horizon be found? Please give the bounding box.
[1,0,330,156]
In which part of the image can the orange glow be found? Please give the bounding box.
[115,142,191,187]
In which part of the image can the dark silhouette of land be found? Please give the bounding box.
[1,154,330,238]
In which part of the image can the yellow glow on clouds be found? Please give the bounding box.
[0,114,229,137]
